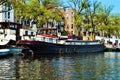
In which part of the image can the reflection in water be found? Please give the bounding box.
[0,56,20,80]
[1,52,120,80]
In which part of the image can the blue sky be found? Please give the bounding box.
[94,0,120,13]
[62,0,120,14]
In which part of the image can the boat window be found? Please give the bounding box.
[53,38,57,43]
[49,38,53,43]
[115,40,118,44]
[45,37,48,42]
[82,42,85,45]
[66,42,70,45]
[89,42,99,45]
[75,42,81,45]
[85,42,88,45]
[66,42,75,45]
[15,25,17,29]
[41,37,45,41]
[25,31,28,35]
[71,42,75,45]
[31,32,33,35]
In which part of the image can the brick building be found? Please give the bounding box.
[64,8,78,36]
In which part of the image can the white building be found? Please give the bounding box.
[0,3,14,22]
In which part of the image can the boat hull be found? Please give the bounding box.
[0,49,9,56]
[16,40,105,54]
[0,40,16,48]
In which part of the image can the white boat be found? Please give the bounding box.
[96,36,120,44]
[96,36,120,51]
[0,49,10,56]
[0,22,22,46]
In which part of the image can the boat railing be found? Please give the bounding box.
[65,40,101,45]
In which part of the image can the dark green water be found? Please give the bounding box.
[0,52,120,80]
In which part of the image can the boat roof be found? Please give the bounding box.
[40,34,58,38]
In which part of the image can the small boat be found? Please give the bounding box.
[8,47,22,54]
[16,28,105,54]
[96,36,120,52]
[0,49,9,56]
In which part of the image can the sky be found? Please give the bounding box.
[62,0,120,14]
[95,0,120,13]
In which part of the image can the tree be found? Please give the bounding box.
[68,0,120,39]
[14,0,63,28]
[82,0,102,40]
[68,0,91,37]
[0,0,15,13]
[14,0,27,23]
[74,12,83,36]
[96,5,115,37]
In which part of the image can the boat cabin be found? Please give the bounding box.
[0,22,22,45]
[20,29,36,40]
[36,27,58,43]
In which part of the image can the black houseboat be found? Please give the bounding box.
[16,28,105,54]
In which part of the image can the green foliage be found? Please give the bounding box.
[74,12,83,27]
[61,30,68,36]
[69,0,120,38]
[14,0,63,28]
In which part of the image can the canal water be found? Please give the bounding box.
[0,52,120,80]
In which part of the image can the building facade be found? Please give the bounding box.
[64,8,77,35]
[0,4,14,22]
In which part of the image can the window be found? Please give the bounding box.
[71,24,74,29]
[31,32,33,35]
[8,12,10,19]
[67,25,69,29]
[5,12,7,18]
[25,31,28,35]
[8,7,11,10]
[71,12,74,15]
